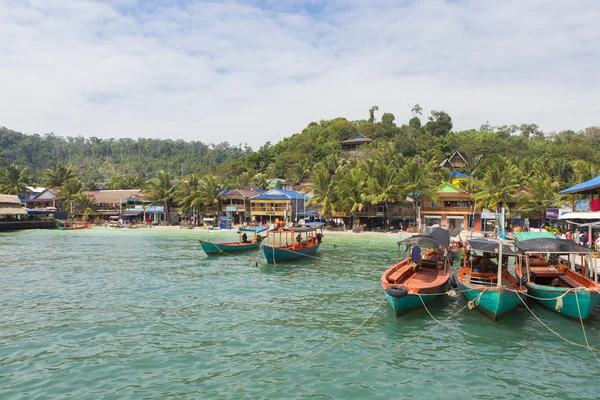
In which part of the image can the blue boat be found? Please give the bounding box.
[382,227,452,316]
[199,226,267,255]
[261,226,322,263]
[514,238,600,319]
[456,239,527,321]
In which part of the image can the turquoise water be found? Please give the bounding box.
[1,228,599,399]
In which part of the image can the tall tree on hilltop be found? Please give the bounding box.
[424,111,452,137]
[368,105,379,123]
[0,164,30,195]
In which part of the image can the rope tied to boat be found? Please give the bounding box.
[467,288,487,310]
[554,287,584,312]
[238,302,471,400]
[210,295,387,400]
[574,291,600,363]
[513,291,600,353]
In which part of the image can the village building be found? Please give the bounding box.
[25,188,62,211]
[420,182,477,232]
[249,189,309,224]
[0,194,55,230]
[340,134,372,153]
[219,189,265,225]
[83,189,143,219]
[438,151,468,170]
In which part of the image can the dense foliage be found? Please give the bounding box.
[2,106,599,225]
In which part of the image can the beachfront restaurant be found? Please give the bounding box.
[558,175,600,242]
[420,183,477,232]
[219,189,265,225]
[0,194,56,230]
[84,189,143,220]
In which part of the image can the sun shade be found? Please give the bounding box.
[399,227,450,249]
[238,226,268,233]
[467,239,517,256]
[514,238,595,254]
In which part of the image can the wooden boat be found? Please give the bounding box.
[456,239,526,321]
[261,223,324,263]
[514,238,600,320]
[56,220,93,230]
[199,226,267,255]
[382,227,452,316]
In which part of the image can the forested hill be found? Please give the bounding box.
[214,107,600,190]
[2,105,600,190]
[0,126,251,183]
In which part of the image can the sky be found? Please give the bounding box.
[1,0,599,149]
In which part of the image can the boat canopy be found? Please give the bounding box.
[238,226,268,233]
[514,231,555,241]
[467,239,517,256]
[514,238,595,254]
[399,227,450,249]
[218,216,231,221]
[305,222,325,228]
[289,227,317,233]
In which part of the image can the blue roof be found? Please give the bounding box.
[560,175,600,194]
[238,226,268,233]
[450,171,469,179]
[218,216,231,220]
[251,189,309,201]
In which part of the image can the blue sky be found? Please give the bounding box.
[1,0,599,148]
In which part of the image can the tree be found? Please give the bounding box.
[397,158,439,228]
[44,163,76,188]
[515,172,560,225]
[424,111,452,137]
[472,164,520,213]
[364,162,399,228]
[411,104,423,116]
[198,174,221,215]
[144,170,174,218]
[381,112,396,126]
[73,192,96,221]
[60,178,84,215]
[307,165,336,222]
[0,164,30,195]
[335,166,367,228]
[368,105,379,123]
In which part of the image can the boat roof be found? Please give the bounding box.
[238,226,268,233]
[514,231,555,241]
[305,221,325,228]
[467,239,517,256]
[514,238,595,254]
[399,227,450,249]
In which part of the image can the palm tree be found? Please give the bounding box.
[364,163,399,228]
[124,174,144,189]
[397,158,439,229]
[60,178,84,215]
[0,164,30,195]
[73,192,96,221]
[334,166,367,228]
[307,165,336,222]
[198,174,220,215]
[250,173,268,190]
[44,163,76,188]
[573,160,599,183]
[515,172,561,226]
[472,164,520,214]
[144,170,174,218]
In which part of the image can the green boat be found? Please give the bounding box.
[455,239,527,321]
[514,238,600,320]
[261,223,324,263]
[199,226,267,255]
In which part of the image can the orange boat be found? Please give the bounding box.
[56,220,93,230]
[382,228,452,316]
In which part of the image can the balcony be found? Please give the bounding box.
[421,206,472,213]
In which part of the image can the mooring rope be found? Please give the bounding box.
[240,302,470,400]
[467,288,487,310]
[513,292,600,353]
[210,296,387,400]
[574,291,600,363]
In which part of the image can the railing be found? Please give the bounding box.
[421,206,471,212]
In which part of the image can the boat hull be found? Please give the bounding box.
[526,283,600,319]
[199,240,261,255]
[262,244,319,263]
[457,279,525,321]
[384,289,441,317]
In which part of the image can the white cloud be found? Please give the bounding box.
[0,0,599,148]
